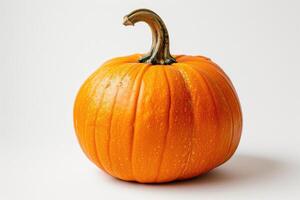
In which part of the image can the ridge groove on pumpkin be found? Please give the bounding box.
[108,63,142,180]
[78,60,125,156]
[154,67,171,182]
[93,63,133,175]
[130,64,151,182]
[92,64,128,174]
[81,65,116,168]
[184,60,241,162]
[186,64,220,171]
[75,66,106,156]
[107,64,138,176]
[205,72,235,164]
[88,68,117,169]
[201,63,242,160]
[198,65,239,162]
[191,65,233,167]
[174,66,195,179]
[108,64,140,178]
[174,63,210,177]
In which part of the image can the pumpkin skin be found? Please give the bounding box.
[73,54,242,183]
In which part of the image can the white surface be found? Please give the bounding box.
[1,0,300,199]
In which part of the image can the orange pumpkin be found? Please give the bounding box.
[73,9,242,183]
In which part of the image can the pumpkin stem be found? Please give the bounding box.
[123,9,176,65]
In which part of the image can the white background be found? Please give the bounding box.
[1,0,300,199]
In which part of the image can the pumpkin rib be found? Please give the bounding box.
[154,67,171,182]
[82,64,124,168]
[191,61,241,162]
[205,73,235,164]
[83,69,116,170]
[93,63,136,175]
[172,65,195,180]
[202,70,234,165]
[172,64,206,178]
[76,59,130,156]
[130,64,151,181]
[93,64,139,173]
[74,67,107,154]
[108,63,141,178]
[108,63,143,181]
[106,64,138,176]
[174,63,219,178]
[199,63,242,161]
[197,71,223,168]
[186,64,222,170]
[191,64,235,166]
[76,64,115,166]
[203,65,242,160]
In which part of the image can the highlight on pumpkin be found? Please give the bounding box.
[73,8,242,183]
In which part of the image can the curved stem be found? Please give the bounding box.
[123,9,176,65]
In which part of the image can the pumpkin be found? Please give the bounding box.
[73,9,242,183]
